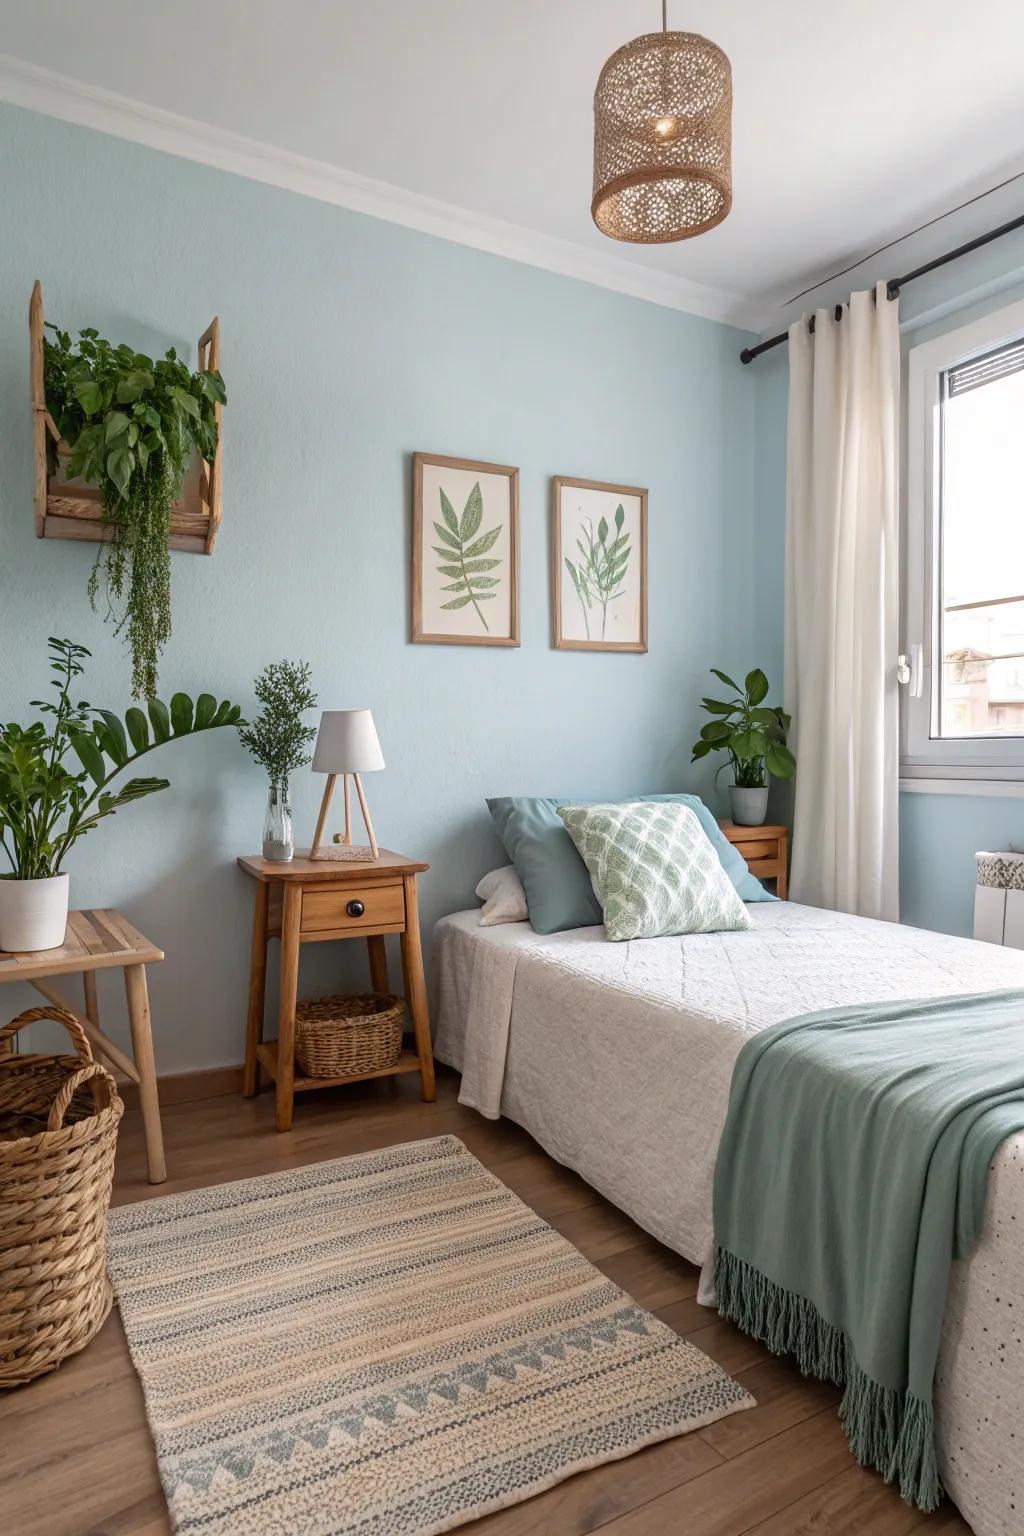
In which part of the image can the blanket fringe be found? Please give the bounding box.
[714,1248,941,1512]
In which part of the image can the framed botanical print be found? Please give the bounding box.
[552,476,648,652]
[412,453,520,646]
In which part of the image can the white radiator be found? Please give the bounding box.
[974,851,1024,948]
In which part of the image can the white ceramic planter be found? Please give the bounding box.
[729,785,769,827]
[0,873,70,953]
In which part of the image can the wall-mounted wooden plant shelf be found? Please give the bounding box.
[29,280,223,555]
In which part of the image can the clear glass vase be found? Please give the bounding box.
[262,781,294,862]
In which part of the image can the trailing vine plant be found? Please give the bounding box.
[43,325,226,700]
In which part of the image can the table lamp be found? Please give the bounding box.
[308,709,385,861]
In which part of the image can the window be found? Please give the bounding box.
[903,299,1024,780]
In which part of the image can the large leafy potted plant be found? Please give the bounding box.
[690,667,795,826]
[238,660,318,862]
[0,638,241,952]
[43,325,226,700]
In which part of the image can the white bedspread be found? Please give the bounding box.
[432,901,1024,1536]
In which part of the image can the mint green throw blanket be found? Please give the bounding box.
[713,988,1024,1511]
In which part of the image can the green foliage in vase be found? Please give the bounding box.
[237,660,318,789]
[0,638,242,880]
[690,667,795,789]
[564,504,630,641]
[43,324,227,700]
[432,483,502,633]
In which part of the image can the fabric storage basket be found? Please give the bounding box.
[295,993,405,1078]
[974,850,1024,948]
[0,1005,123,1388]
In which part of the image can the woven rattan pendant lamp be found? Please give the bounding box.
[592,1,732,243]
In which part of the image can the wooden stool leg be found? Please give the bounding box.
[83,970,100,1030]
[123,964,167,1184]
[243,881,270,1096]
[400,875,435,1102]
[367,934,389,993]
[276,884,302,1132]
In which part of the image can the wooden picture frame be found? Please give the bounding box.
[552,476,648,652]
[412,452,520,647]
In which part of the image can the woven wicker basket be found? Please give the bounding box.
[0,1005,123,1388]
[295,993,405,1078]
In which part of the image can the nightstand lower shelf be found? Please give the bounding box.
[255,1039,423,1093]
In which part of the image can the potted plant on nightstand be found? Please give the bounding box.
[238,660,318,862]
[690,667,795,826]
[0,637,241,952]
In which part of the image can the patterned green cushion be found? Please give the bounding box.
[557,801,754,942]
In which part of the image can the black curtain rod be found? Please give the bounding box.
[738,211,1024,364]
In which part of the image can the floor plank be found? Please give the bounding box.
[0,1070,972,1536]
[697,1356,840,1461]
[744,1461,972,1535]
[597,1410,860,1535]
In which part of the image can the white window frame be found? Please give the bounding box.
[902,297,1024,783]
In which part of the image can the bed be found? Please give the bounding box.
[432,900,1024,1536]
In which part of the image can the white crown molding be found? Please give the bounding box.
[0,53,765,333]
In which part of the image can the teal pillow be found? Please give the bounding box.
[487,797,602,935]
[487,793,772,936]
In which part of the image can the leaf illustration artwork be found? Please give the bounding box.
[432,482,502,634]
[564,503,630,640]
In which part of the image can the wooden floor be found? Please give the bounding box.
[1,1069,972,1536]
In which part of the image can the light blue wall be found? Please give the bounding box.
[0,103,758,1072]
[750,235,1024,935]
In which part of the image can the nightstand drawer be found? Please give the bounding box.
[301,882,405,935]
[733,837,777,861]
[746,856,781,880]
[718,820,789,900]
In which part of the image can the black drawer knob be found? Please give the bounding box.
[346,899,365,918]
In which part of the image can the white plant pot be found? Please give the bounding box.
[0,873,70,953]
[729,786,769,827]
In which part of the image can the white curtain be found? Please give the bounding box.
[784,281,900,920]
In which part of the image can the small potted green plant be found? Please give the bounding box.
[238,660,318,862]
[0,638,241,952]
[690,667,795,826]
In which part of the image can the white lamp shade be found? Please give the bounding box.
[311,710,385,773]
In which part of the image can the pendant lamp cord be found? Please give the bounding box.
[662,0,668,30]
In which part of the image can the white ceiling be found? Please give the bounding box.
[2,0,1023,330]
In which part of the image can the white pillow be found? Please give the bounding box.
[475,866,529,927]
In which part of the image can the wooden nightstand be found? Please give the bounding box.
[238,849,435,1132]
[718,822,789,899]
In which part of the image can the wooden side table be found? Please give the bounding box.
[718,821,789,899]
[238,849,436,1132]
[0,909,167,1182]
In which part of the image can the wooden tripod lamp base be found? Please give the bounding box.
[309,772,380,861]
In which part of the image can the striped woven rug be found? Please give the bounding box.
[107,1135,752,1536]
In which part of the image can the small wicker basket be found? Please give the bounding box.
[295,993,405,1078]
[0,1005,123,1388]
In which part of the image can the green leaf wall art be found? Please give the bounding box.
[554,478,648,653]
[433,483,501,633]
[564,504,629,642]
[413,453,520,648]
